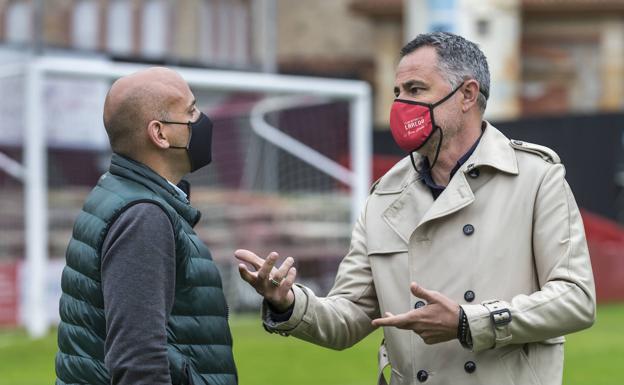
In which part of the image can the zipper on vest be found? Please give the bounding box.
[183,360,196,385]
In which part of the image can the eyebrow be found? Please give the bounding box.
[394,79,429,94]
[402,79,428,90]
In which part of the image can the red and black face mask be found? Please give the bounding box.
[389,83,464,172]
[389,83,463,153]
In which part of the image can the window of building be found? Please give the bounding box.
[107,0,133,56]
[215,0,230,65]
[231,0,250,66]
[6,0,32,45]
[141,0,168,58]
[199,0,251,67]
[199,0,216,63]
[72,0,99,51]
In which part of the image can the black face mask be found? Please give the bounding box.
[161,112,213,172]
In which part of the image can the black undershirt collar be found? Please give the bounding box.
[421,124,485,199]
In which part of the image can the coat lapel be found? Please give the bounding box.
[382,179,433,244]
[381,123,519,242]
[417,171,475,227]
[466,122,519,176]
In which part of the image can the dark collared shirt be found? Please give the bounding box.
[421,128,484,199]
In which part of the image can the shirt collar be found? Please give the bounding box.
[421,124,485,196]
[167,180,188,200]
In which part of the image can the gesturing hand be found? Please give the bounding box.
[234,249,296,312]
[372,282,460,345]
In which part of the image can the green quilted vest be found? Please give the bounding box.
[55,154,237,385]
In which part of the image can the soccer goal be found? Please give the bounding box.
[0,56,372,337]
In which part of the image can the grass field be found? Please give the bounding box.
[1,304,622,385]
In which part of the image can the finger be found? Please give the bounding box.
[410,282,438,303]
[238,264,257,284]
[372,312,410,328]
[372,316,402,328]
[278,266,297,297]
[273,257,294,282]
[234,249,265,270]
[257,251,279,281]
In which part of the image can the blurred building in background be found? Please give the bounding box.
[522,0,624,115]
[278,0,624,122]
[274,0,624,230]
[4,0,624,120]
[0,0,275,69]
[0,0,623,330]
[0,0,364,330]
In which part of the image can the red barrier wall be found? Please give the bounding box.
[0,262,18,326]
[582,210,624,302]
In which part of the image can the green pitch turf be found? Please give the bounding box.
[0,304,622,385]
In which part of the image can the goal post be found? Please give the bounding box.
[9,57,372,337]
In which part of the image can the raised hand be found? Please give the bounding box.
[234,249,296,312]
[372,282,460,345]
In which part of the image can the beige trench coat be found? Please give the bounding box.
[263,123,596,385]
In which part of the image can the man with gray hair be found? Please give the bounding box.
[236,32,595,384]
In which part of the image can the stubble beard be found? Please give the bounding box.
[415,119,462,163]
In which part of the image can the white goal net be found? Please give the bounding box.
[0,56,372,337]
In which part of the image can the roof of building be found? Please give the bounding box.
[349,0,402,20]
[523,0,624,12]
[350,0,624,19]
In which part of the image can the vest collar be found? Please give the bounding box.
[109,153,201,226]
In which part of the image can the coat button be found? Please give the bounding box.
[463,224,475,236]
[468,168,480,178]
[464,361,476,373]
[512,140,523,146]
[417,369,428,382]
[464,290,475,302]
[414,300,426,309]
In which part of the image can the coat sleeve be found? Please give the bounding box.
[262,203,380,350]
[463,163,596,352]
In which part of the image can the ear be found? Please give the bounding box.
[146,120,170,149]
[460,79,480,113]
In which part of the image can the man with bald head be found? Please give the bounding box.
[55,68,237,385]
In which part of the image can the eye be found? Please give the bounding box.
[409,87,422,95]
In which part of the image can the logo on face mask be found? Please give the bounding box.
[404,117,426,132]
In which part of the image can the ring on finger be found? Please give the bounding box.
[269,277,282,287]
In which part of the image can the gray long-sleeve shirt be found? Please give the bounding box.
[101,203,176,385]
